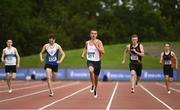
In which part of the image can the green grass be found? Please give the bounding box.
[0,42,179,69]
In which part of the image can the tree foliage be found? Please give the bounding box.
[0,0,179,56]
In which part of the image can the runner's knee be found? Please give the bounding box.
[131,70,136,76]
[89,66,94,73]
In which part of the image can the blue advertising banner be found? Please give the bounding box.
[16,69,28,79]
[0,69,5,79]
[0,68,179,80]
[0,69,27,79]
[66,69,90,80]
[28,69,66,80]
[102,70,130,80]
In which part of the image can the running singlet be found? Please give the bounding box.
[86,41,101,61]
[130,44,142,62]
[45,43,60,65]
[163,51,172,65]
[4,47,17,66]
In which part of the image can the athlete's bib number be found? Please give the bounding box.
[88,52,95,58]
[164,60,172,65]
[6,56,13,61]
[131,55,138,60]
[49,56,57,62]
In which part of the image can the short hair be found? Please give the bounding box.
[48,33,56,39]
[131,34,138,38]
[90,28,97,32]
[6,39,13,42]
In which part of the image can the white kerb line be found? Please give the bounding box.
[106,82,118,110]
[0,82,79,103]
[0,81,61,93]
[140,84,173,110]
[38,85,91,110]
[0,81,40,88]
[174,82,180,86]
[156,82,180,93]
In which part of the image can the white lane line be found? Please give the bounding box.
[156,83,180,93]
[38,85,91,110]
[106,82,118,110]
[140,84,173,110]
[0,81,42,88]
[174,82,180,86]
[0,83,45,93]
[0,81,61,93]
[0,82,79,103]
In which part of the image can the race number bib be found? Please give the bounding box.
[48,56,57,62]
[131,55,138,60]
[88,52,95,58]
[164,60,172,65]
[6,56,13,61]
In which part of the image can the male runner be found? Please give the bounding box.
[1,39,20,93]
[81,29,104,98]
[160,43,178,94]
[122,34,144,93]
[40,34,65,97]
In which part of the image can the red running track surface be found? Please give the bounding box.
[0,80,179,110]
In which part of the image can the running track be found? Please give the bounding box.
[0,80,180,110]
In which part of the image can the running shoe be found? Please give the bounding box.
[168,90,171,94]
[8,89,12,94]
[90,85,94,93]
[93,88,97,98]
[49,91,54,97]
[131,88,135,93]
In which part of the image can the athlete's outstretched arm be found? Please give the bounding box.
[57,46,65,64]
[173,52,179,70]
[1,49,5,63]
[39,45,46,62]
[122,45,130,64]
[15,48,20,68]
[81,42,87,59]
[160,52,164,64]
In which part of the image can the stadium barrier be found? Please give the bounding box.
[0,69,179,81]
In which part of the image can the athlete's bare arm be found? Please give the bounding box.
[172,52,178,70]
[15,48,20,68]
[94,40,104,54]
[122,45,130,64]
[160,52,164,64]
[81,41,88,59]
[1,49,5,63]
[39,45,46,62]
[57,46,65,64]
[132,44,144,57]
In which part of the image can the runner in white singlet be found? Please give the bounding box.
[1,39,20,94]
[81,29,104,98]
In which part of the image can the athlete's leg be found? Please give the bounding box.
[164,75,170,93]
[94,75,98,89]
[12,73,16,80]
[169,68,173,82]
[136,64,142,86]
[46,68,53,96]
[6,73,12,93]
[130,70,136,93]
[169,77,173,82]
[93,74,98,98]
[89,66,95,87]
[52,72,57,82]
[136,76,141,86]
